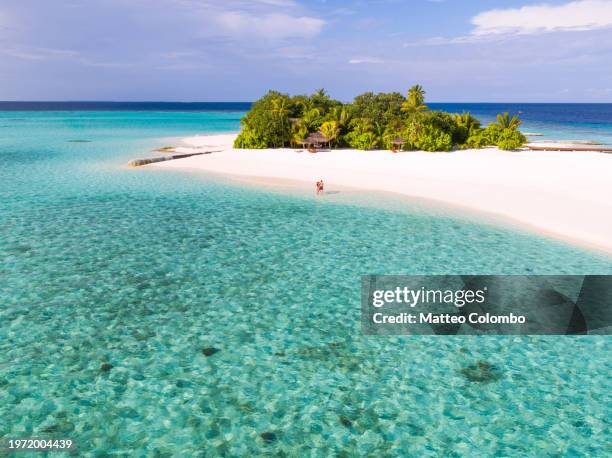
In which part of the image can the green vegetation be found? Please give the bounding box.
[234,86,526,152]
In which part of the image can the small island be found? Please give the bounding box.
[146,88,612,253]
[234,85,526,152]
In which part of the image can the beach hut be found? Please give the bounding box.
[302,132,329,153]
[390,136,405,152]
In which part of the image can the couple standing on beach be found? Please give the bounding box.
[316,180,325,195]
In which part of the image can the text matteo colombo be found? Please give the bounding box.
[370,286,526,325]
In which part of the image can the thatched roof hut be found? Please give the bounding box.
[302,132,329,147]
[391,136,406,146]
[390,136,406,152]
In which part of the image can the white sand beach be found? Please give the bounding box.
[151,133,612,254]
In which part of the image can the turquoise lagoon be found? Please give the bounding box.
[1,109,611,457]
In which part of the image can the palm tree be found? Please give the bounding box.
[455,112,481,132]
[294,97,313,116]
[301,108,322,131]
[401,85,427,114]
[270,97,291,147]
[350,118,373,136]
[290,124,308,147]
[320,121,340,148]
[362,132,379,150]
[309,88,333,113]
[271,96,288,112]
[329,106,351,130]
[495,112,522,130]
[271,97,290,123]
[408,85,425,105]
[373,122,386,144]
[314,88,328,99]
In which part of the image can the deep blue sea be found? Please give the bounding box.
[1,103,610,456]
[431,103,612,145]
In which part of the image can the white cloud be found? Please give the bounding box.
[117,0,324,42]
[404,0,612,46]
[214,11,324,40]
[348,57,383,64]
[472,0,612,36]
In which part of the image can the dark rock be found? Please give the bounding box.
[460,360,501,383]
[260,431,277,443]
[202,347,220,357]
[43,421,74,433]
[100,363,113,372]
[42,424,60,433]
[339,416,352,427]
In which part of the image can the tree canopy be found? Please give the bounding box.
[234,86,526,151]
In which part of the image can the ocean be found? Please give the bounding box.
[1,103,610,456]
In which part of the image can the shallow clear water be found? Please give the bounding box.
[1,110,611,456]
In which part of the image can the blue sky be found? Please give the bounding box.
[1,0,611,101]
